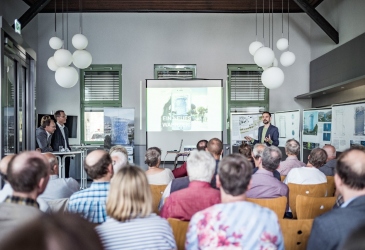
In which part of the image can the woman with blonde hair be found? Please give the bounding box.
[96,166,176,250]
[145,147,174,184]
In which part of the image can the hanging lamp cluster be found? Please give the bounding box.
[47,0,92,88]
[248,0,296,89]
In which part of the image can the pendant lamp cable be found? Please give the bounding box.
[66,0,68,49]
[268,0,271,48]
[54,0,57,35]
[281,0,284,37]
[62,0,64,46]
[271,0,274,50]
[255,0,257,40]
[79,0,83,34]
[288,0,290,49]
[262,0,265,45]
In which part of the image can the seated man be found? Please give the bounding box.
[284,148,327,185]
[252,143,281,181]
[39,153,79,201]
[319,144,337,176]
[0,151,50,241]
[186,154,283,249]
[277,139,306,175]
[172,139,208,178]
[109,145,129,173]
[246,146,288,199]
[68,150,113,223]
[36,115,57,152]
[160,150,220,220]
[307,148,365,250]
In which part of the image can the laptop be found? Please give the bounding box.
[167,139,183,153]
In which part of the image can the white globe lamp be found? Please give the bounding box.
[276,38,289,51]
[49,37,63,50]
[280,51,296,67]
[55,66,79,88]
[261,67,284,89]
[73,50,92,69]
[272,58,279,67]
[254,47,275,68]
[54,49,73,67]
[249,41,263,56]
[72,34,88,50]
[47,56,59,71]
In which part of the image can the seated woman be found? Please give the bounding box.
[238,142,255,167]
[145,147,174,185]
[96,166,176,250]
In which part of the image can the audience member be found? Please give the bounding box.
[319,144,337,176]
[68,150,113,223]
[284,148,327,185]
[340,223,365,250]
[0,154,50,212]
[145,147,174,185]
[185,154,283,249]
[160,150,220,220]
[207,138,223,188]
[96,166,176,250]
[238,141,255,167]
[0,213,103,250]
[277,139,306,175]
[39,153,79,200]
[0,151,50,241]
[251,143,281,181]
[109,145,129,173]
[172,139,208,178]
[307,148,365,250]
[36,115,57,152]
[247,146,288,199]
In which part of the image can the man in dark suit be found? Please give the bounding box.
[36,116,56,152]
[307,148,365,250]
[244,111,279,147]
[51,110,71,177]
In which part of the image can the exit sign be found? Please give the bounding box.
[14,19,21,34]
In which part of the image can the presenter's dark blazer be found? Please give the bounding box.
[307,195,365,250]
[51,124,71,151]
[36,126,53,152]
[253,124,279,146]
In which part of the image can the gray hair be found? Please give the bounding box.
[262,146,282,172]
[111,151,129,173]
[285,139,300,155]
[252,143,267,159]
[187,150,216,182]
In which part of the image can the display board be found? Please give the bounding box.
[302,108,332,150]
[230,112,275,152]
[104,108,135,147]
[146,79,223,161]
[274,110,300,147]
[332,102,365,151]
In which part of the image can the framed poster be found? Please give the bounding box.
[104,108,135,147]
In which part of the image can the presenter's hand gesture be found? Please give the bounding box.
[264,135,272,143]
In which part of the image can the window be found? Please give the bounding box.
[227,64,269,141]
[154,64,197,79]
[80,65,122,144]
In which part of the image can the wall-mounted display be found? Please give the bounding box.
[274,110,300,147]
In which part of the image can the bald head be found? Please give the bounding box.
[44,153,58,175]
[84,150,112,180]
[336,149,365,190]
[7,151,49,193]
[207,138,223,159]
[323,144,336,161]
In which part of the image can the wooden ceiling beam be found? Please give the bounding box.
[14,0,52,28]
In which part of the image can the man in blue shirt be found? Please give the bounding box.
[68,150,113,223]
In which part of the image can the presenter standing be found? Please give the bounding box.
[245,111,279,147]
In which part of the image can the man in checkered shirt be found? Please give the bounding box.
[68,150,113,223]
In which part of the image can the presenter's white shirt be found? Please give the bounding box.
[284,167,327,185]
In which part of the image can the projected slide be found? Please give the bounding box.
[147,87,222,132]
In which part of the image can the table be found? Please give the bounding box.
[173,152,191,169]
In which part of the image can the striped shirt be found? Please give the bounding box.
[68,182,110,223]
[96,214,176,250]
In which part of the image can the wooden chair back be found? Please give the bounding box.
[326,176,336,196]
[280,175,286,182]
[288,183,327,219]
[279,218,313,250]
[296,195,336,219]
[246,196,287,219]
[149,184,167,215]
[168,218,189,250]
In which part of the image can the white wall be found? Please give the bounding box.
[310,0,365,60]
[36,12,312,147]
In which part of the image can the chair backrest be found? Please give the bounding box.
[279,218,313,250]
[296,195,336,219]
[47,198,69,213]
[288,183,327,219]
[167,218,189,250]
[280,175,286,182]
[246,196,287,219]
[326,176,336,196]
[150,184,167,215]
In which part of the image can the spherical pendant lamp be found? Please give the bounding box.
[73,50,92,69]
[55,66,79,88]
[249,41,263,56]
[280,51,296,67]
[49,37,63,50]
[47,56,59,71]
[54,49,73,67]
[254,47,275,68]
[276,38,289,51]
[72,34,88,50]
[261,67,284,89]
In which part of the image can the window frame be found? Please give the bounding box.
[154,64,197,79]
[80,64,122,144]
